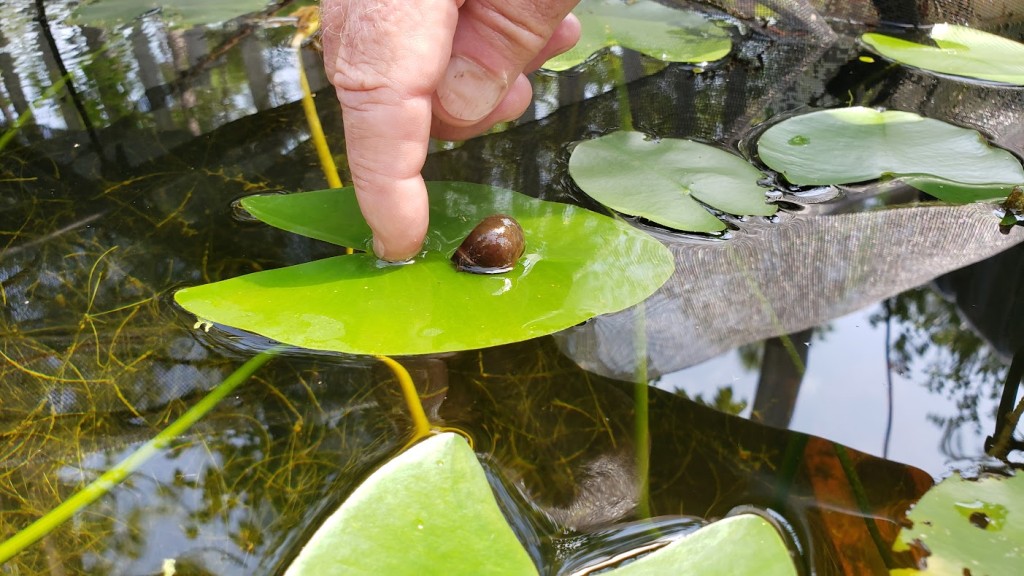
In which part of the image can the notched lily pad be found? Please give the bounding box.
[569,131,777,233]
[757,107,1024,199]
[174,182,674,356]
[542,0,732,71]
[284,433,538,576]
[862,24,1024,85]
[891,473,1024,576]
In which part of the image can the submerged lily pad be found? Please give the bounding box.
[891,473,1024,576]
[284,433,538,576]
[174,182,674,356]
[542,0,732,71]
[569,131,777,233]
[862,24,1024,85]
[757,107,1024,193]
[610,515,796,576]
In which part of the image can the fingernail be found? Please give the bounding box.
[437,56,506,122]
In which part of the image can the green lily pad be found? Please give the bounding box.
[900,177,1019,204]
[173,182,674,356]
[608,515,796,576]
[72,0,269,27]
[757,107,1024,189]
[891,473,1024,576]
[542,0,732,72]
[284,433,538,576]
[862,24,1024,85]
[568,131,777,233]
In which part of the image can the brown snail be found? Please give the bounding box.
[451,215,526,274]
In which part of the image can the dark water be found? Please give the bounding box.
[1,0,1023,574]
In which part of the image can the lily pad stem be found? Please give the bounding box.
[292,7,353,254]
[633,303,651,518]
[376,355,432,442]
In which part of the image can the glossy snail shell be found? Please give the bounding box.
[451,215,526,274]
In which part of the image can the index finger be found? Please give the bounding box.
[321,0,461,261]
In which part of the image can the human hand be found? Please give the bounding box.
[320,0,581,261]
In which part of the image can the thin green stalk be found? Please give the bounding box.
[0,349,277,564]
[0,77,68,154]
[611,51,634,131]
[834,444,894,568]
[376,355,432,441]
[633,302,650,518]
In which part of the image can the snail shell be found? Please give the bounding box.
[451,215,525,274]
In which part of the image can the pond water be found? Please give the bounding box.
[1,0,1023,574]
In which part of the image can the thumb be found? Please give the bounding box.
[434,1,580,125]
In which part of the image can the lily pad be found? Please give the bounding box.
[284,433,797,576]
[284,433,538,576]
[609,515,796,576]
[174,182,674,356]
[891,473,1024,576]
[757,107,1024,190]
[72,0,269,27]
[862,24,1024,85]
[568,131,777,233]
[900,177,1019,204]
[542,0,732,72]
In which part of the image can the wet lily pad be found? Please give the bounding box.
[72,0,268,27]
[609,515,796,576]
[542,0,732,72]
[862,24,1024,85]
[757,107,1024,191]
[568,131,777,233]
[891,473,1024,576]
[284,433,538,576]
[173,182,674,356]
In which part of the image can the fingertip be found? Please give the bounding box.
[355,176,430,262]
[372,224,428,262]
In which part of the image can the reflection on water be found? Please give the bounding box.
[1,0,1023,574]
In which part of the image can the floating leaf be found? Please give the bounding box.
[757,107,1024,192]
[608,515,797,576]
[862,24,1024,85]
[542,0,732,71]
[284,433,538,576]
[899,177,1018,204]
[891,473,1024,576]
[174,182,674,356]
[72,0,269,27]
[569,131,776,233]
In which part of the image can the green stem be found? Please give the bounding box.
[376,355,432,441]
[0,349,277,564]
[0,77,68,153]
[834,444,894,568]
[633,302,650,518]
[610,50,634,131]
